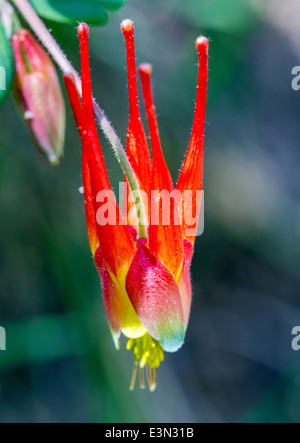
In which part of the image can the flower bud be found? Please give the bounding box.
[12,29,65,165]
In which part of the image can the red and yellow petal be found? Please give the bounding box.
[177,239,194,329]
[139,63,184,281]
[78,23,136,279]
[121,20,152,228]
[64,74,100,255]
[176,37,209,245]
[94,247,122,349]
[95,245,147,343]
[126,239,185,352]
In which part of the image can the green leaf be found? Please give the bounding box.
[0,20,14,105]
[30,0,126,25]
[179,0,256,32]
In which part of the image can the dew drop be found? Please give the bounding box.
[24,110,33,120]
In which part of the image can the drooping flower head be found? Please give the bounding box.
[12,28,65,165]
[64,20,208,391]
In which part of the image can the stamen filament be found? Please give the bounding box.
[139,365,145,390]
[146,363,151,389]
[129,361,139,391]
[146,365,157,392]
[127,334,163,391]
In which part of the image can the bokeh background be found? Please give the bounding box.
[1,0,300,423]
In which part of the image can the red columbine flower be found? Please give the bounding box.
[64,20,208,391]
[12,29,65,164]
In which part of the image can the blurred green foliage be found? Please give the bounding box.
[29,0,126,25]
[0,19,13,104]
[0,0,300,423]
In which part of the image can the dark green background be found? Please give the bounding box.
[0,0,300,423]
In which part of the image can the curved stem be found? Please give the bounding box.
[11,0,81,89]
[10,0,148,239]
[97,107,148,238]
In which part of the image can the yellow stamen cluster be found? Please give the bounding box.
[127,333,165,391]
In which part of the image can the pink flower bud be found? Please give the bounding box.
[12,29,65,165]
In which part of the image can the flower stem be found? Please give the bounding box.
[10,0,148,239]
